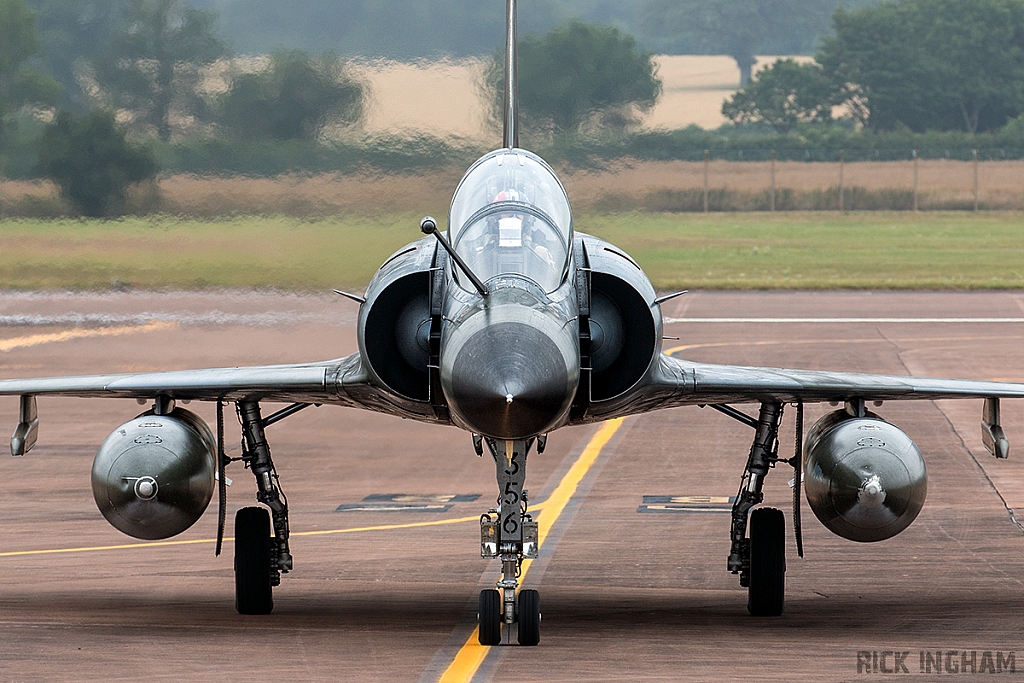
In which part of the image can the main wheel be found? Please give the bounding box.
[478,589,502,645]
[747,507,785,616]
[517,589,540,646]
[235,506,274,615]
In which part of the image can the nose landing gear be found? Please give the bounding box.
[478,438,541,645]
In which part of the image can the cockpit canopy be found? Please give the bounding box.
[448,149,572,293]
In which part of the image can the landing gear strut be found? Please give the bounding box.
[718,402,787,616]
[478,438,540,645]
[234,401,294,615]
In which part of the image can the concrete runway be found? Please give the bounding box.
[0,290,1022,682]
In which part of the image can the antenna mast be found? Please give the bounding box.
[503,0,518,149]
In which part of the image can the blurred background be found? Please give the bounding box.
[1,0,1024,290]
[0,0,1019,294]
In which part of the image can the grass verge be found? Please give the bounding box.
[0,211,1022,290]
[579,211,1024,289]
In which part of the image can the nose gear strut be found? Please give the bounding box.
[478,437,540,645]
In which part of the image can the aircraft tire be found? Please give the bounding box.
[517,589,540,646]
[747,507,785,617]
[235,506,274,615]
[478,589,502,645]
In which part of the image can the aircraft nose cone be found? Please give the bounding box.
[445,321,576,439]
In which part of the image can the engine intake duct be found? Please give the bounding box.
[804,410,927,543]
[361,271,431,401]
[589,272,657,401]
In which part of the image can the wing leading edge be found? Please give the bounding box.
[0,352,441,423]
[583,353,1024,421]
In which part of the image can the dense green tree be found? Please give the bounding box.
[0,0,59,149]
[485,21,661,134]
[94,0,228,141]
[722,59,836,132]
[26,0,127,110]
[638,0,837,85]
[818,0,1024,133]
[37,109,157,216]
[218,51,363,141]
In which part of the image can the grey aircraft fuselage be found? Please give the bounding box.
[354,145,669,441]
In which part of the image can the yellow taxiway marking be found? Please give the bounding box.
[0,537,221,557]
[438,417,626,683]
[440,628,489,683]
[0,514,489,558]
[0,321,176,352]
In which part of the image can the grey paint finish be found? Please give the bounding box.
[92,408,216,540]
[2,314,1024,424]
[803,411,927,542]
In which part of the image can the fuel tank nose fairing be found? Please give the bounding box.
[441,284,579,439]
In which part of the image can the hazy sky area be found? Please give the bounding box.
[190,0,873,59]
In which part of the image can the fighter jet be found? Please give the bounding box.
[1,0,1022,647]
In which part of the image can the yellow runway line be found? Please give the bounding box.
[0,515,483,558]
[0,536,223,557]
[0,321,176,352]
[439,628,489,683]
[0,494,559,558]
[438,418,626,683]
[294,515,478,537]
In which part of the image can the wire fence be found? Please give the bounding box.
[666,148,1024,162]
[602,149,1024,213]
[3,147,1024,216]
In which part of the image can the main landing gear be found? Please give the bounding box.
[477,438,541,645]
[712,402,791,617]
[231,401,299,615]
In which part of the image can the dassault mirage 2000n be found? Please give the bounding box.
[2,0,1024,647]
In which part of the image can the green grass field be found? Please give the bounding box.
[0,212,1022,290]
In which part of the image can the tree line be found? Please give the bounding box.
[1,0,661,215]
[723,0,1024,135]
[2,0,372,214]
[4,0,1024,217]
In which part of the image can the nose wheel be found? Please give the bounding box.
[479,589,502,645]
[478,588,541,646]
[517,589,540,646]
[477,437,541,645]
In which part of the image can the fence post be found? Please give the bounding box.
[770,150,776,211]
[703,149,709,213]
[912,150,919,212]
[973,149,979,212]
[838,150,845,212]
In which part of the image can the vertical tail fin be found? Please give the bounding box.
[503,0,518,149]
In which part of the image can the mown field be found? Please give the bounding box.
[5,158,1022,218]
[353,55,779,137]
[0,212,1021,290]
